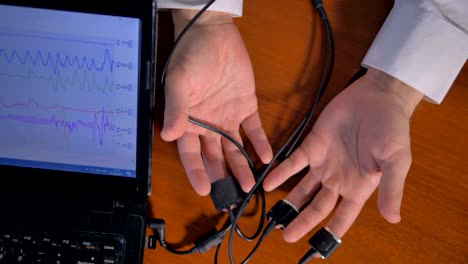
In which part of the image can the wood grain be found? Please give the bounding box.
[145,0,468,263]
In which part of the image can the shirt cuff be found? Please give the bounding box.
[157,0,243,17]
[362,1,468,104]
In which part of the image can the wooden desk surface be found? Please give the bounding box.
[145,0,468,263]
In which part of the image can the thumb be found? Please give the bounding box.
[160,75,189,142]
[378,150,412,224]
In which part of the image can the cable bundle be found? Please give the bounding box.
[153,0,336,263]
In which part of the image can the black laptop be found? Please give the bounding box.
[0,0,156,263]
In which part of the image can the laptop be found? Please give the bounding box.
[0,0,156,263]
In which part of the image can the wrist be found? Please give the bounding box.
[366,67,423,117]
[172,9,233,36]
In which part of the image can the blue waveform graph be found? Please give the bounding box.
[0,48,115,74]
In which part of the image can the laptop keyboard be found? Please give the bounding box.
[0,230,125,264]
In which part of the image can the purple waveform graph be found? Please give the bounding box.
[0,96,115,145]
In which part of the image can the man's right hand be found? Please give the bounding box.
[264,67,423,242]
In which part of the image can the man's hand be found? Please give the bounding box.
[263,67,423,242]
[161,10,273,196]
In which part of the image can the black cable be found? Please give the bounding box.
[298,248,318,264]
[163,243,199,255]
[240,235,267,264]
[318,17,335,100]
[160,0,216,87]
[148,218,200,255]
[240,221,277,264]
[189,117,256,172]
[148,216,233,256]
[215,203,266,264]
[284,5,335,158]
[227,207,255,242]
[232,189,266,241]
[214,217,234,264]
[214,242,222,264]
[160,0,335,263]
[221,188,265,242]
[227,131,297,263]
[226,108,314,263]
[227,3,335,264]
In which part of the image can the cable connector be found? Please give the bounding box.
[148,218,166,241]
[147,218,198,255]
[195,229,228,254]
[299,227,341,263]
[147,218,230,255]
[311,0,323,8]
[311,0,328,21]
[239,220,277,264]
[147,235,158,249]
[266,200,299,229]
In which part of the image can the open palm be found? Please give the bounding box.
[161,12,272,196]
[264,68,423,242]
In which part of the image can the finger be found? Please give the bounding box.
[177,133,210,196]
[378,151,412,223]
[161,75,189,142]
[326,199,366,238]
[283,187,339,243]
[284,170,321,208]
[263,147,308,192]
[242,112,273,164]
[200,135,229,183]
[222,130,255,192]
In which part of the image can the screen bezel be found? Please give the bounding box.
[0,0,156,198]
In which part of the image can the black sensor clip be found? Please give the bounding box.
[308,227,341,259]
[210,176,245,211]
[267,199,299,229]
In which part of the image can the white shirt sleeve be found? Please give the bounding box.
[362,0,468,104]
[157,0,243,17]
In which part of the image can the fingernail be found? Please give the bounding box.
[263,183,272,192]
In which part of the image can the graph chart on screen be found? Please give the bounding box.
[0,7,141,177]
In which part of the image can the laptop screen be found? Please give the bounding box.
[0,5,141,178]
